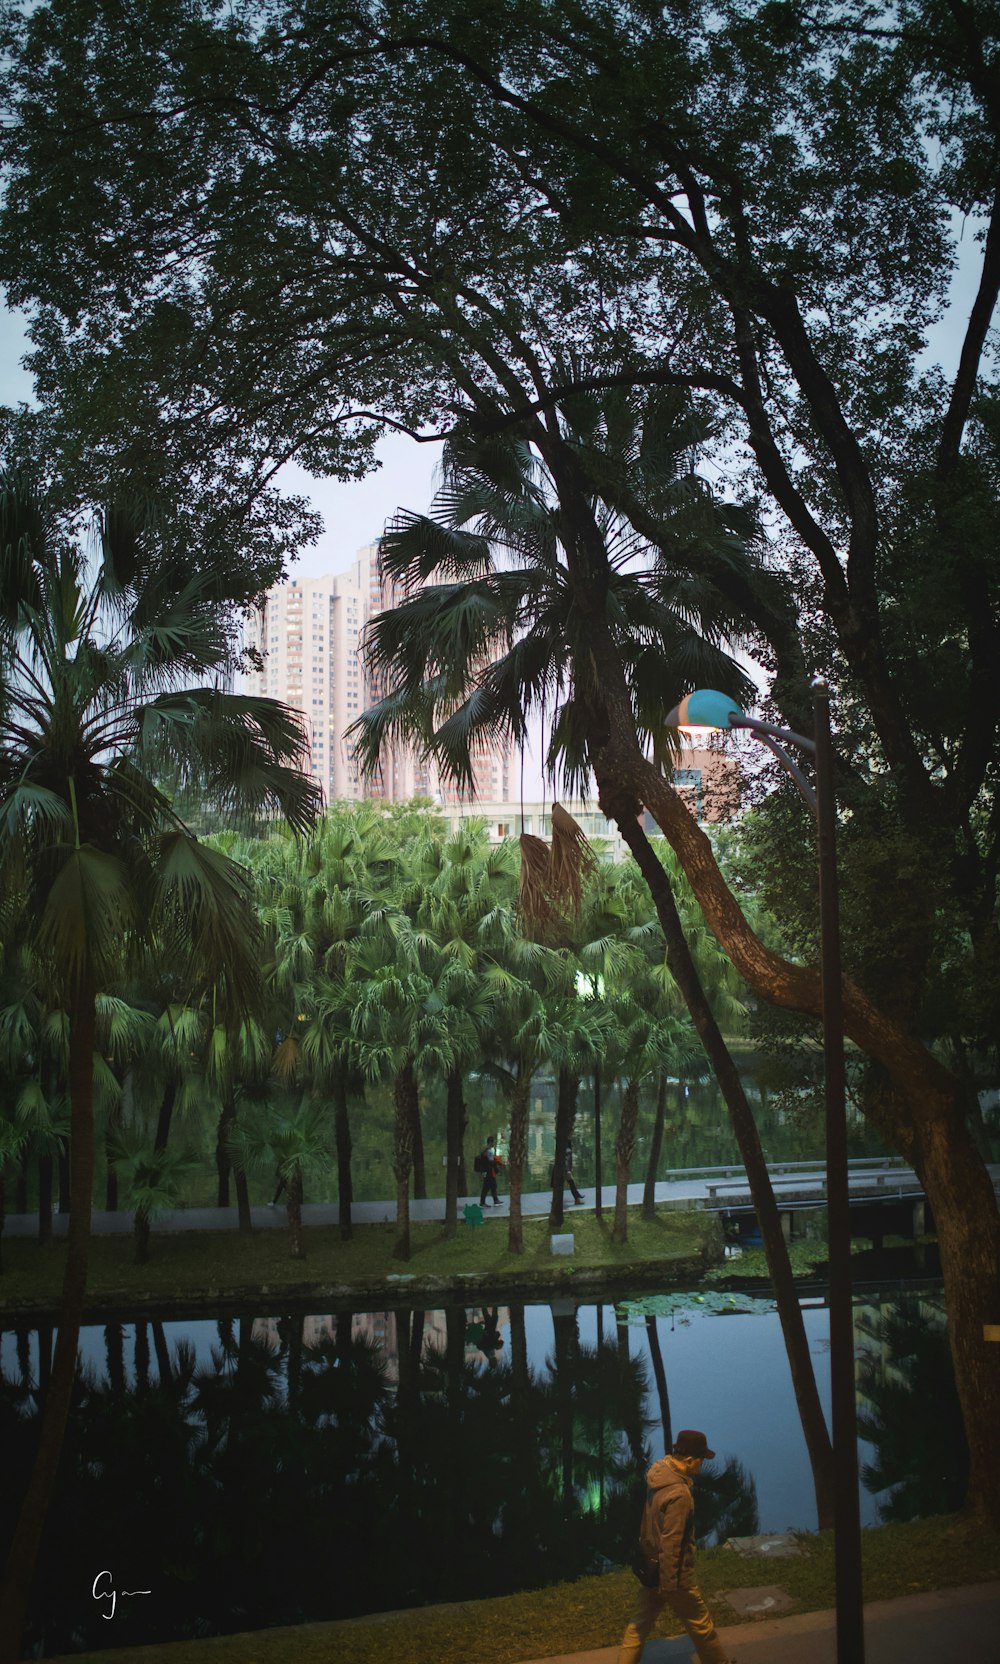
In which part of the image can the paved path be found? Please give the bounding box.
[515,1580,1000,1663]
[0,1179,702,1237]
[13,1158,999,1237]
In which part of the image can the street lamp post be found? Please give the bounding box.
[665,679,865,1664]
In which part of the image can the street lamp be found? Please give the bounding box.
[665,679,865,1664]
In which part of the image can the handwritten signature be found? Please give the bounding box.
[92,1570,152,1620]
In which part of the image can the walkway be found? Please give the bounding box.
[11,1157,999,1237]
[515,1580,1000,1663]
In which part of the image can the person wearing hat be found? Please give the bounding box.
[618,1429,734,1664]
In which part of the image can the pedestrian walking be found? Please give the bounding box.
[476,1140,504,1207]
[618,1429,734,1664]
[550,1145,584,1204]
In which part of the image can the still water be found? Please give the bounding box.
[1,1279,961,1656]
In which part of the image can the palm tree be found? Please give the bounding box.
[108,1131,197,1263]
[349,389,835,1526]
[229,1092,331,1258]
[409,821,518,1233]
[608,993,682,1246]
[0,472,320,1663]
[0,1111,28,1274]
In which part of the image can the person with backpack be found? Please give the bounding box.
[475,1137,504,1207]
[618,1429,734,1664]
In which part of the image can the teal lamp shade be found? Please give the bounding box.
[671,689,747,729]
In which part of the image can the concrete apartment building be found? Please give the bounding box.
[245,544,515,806]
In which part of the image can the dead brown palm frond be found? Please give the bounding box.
[517,832,559,939]
[271,1034,301,1082]
[549,802,598,915]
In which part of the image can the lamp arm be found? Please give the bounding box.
[729,716,816,756]
[750,732,818,818]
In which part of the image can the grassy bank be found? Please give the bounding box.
[50,1514,1000,1664]
[0,1206,721,1316]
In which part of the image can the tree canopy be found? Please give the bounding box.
[1,0,999,1524]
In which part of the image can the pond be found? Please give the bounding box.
[1,1277,963,1657]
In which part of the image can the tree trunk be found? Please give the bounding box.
[0,976,97,1664]
[105,1088,121,1211]
[643,1071,668,1220]
[409,1070,426,1201]
[133,1206,151,1265]
[15,1149,28,1216]
[104,1323,125,1396]
[612,811,836,1529]
[593,1068,603,1218]
[234,1164,253,1234]
[154,1072,177,1154]
[134,1319,150,1393]
[548,1067,577,1231]
[392,1058,416,1260]
[645,1313,672,1451]
[506,1062,531,1255]
[613,1078,641,1245]
[907,1101,1000,1526]
[334,1069,353,1241]
[285,1166,305,1259]
[57,1138,70,1213]
[151,1319,172,1384]
[37,1152,52,1247]
[444,1068,462,1237]
[215,1096,235,1208]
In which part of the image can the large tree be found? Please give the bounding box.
[0,474,319,1661]
[2,0,999,1522]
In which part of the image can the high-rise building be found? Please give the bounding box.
[244,544,515,805]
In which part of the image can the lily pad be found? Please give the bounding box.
[614,1289,777,1325]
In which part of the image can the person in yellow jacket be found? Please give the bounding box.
[618,1429,735,1664]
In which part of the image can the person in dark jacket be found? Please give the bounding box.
[549,1145,584,1204]
[617,1429,734,1664]
[479,1142,504,1208]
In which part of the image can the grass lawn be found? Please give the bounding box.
[0,1205,721,1314]
[49,1514,1000,1664]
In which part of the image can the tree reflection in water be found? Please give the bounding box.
[856,1293,967,1521]
[0,1285,944,1656]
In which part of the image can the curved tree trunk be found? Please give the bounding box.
[613,1078,641,1245]
[0,976,96,1664]
[643,1071,668,1220]
[506,1062,531,1255]
[392,1057,416,1260]
[613,812,836,1529]
[334,1069,353,1241]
